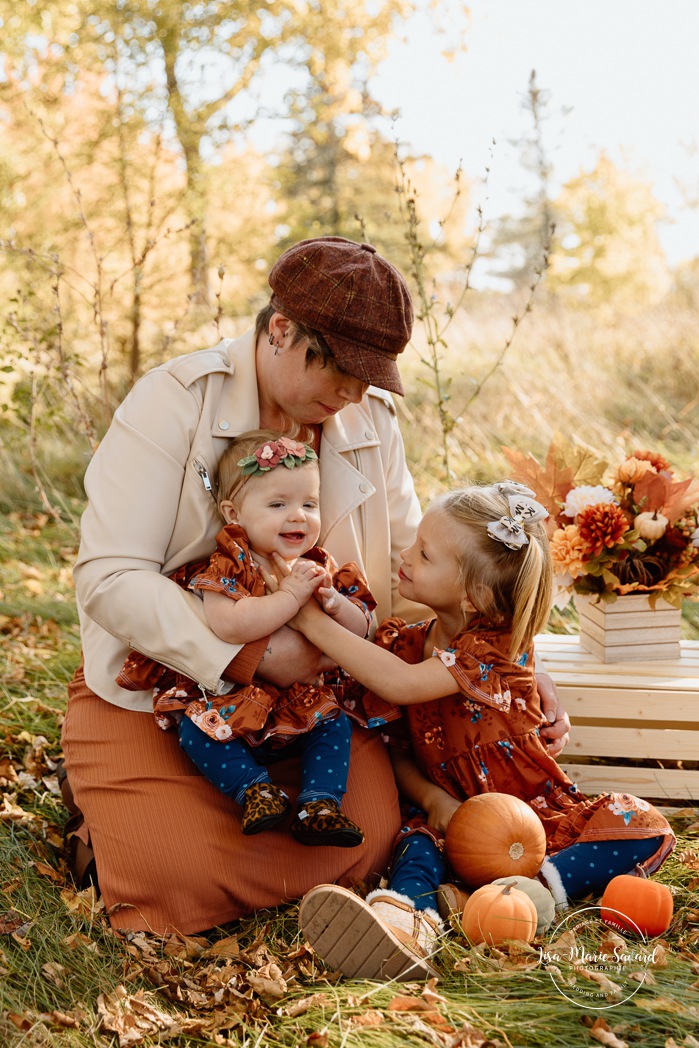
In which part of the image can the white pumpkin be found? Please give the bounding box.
[633,511,668,542]
[492,875,556,935]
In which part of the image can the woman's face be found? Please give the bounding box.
[261,330,371,426]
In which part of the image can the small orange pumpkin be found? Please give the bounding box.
[600,875,673,937]
[445,793,547,887]
[461,882,538,945]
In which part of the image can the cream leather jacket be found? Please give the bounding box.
[74,333,423,710]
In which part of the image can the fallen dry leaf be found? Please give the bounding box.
[576,966,622,999]
[41,962,67,989]
[422,978,448,1006]
[589,1017,629,1048]
[60,885,104,917]
[47,1010,82,1029]
[629,969,656,984]
[32,860,63,882]
[207,934,240,959]
[677,850,699,870]
[1,794,35,824]
[278,992,329,1017]
[63,930,101,953]
[97,985,188,1047]
[651,944,669,969]
[246,961,287,998]
[7,1011,33,1031]
[347,1009,383,1028]
[0,910,32,936]
[634,997,696,1017]
[389,994,434,1012]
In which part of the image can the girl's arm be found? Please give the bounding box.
[291,599,455,705]
[390,750,462,835]
[203,559,324,645]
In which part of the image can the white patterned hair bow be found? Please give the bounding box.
[496,480,536,498]
[487,494,548,550]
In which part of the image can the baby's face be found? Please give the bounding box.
[227,463,321,562]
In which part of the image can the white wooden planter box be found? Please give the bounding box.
[535,633,699,804]
[575,593,681,663]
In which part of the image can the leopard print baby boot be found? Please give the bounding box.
[241,782,291,835]
[290,798,364,848]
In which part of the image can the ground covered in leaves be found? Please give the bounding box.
[2,512,699,1048]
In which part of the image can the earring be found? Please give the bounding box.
[268,332,274,345]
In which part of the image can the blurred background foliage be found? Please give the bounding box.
[0,0,697,525]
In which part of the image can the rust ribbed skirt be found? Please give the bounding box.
[61,666,400,934]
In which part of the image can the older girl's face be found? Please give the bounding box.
[397,506,466,617]
[260,325,370,427]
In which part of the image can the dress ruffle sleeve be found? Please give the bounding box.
[188,522,262,601]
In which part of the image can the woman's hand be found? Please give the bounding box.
[536,671,571,758]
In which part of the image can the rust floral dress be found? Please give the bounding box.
[116,522,375,749]
[373,617,675,874]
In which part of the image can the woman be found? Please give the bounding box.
[61,236,569,934]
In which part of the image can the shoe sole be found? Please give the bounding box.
[242,810,289,835]
[299,884,437,982]
[291,827,364,848]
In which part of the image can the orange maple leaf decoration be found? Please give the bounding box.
[503,446,575,526]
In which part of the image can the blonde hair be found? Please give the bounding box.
[215,426,317,514]
[436,484,553,660]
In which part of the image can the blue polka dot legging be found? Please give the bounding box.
[388,832,447,913]
[384,829,664,912]
[177,711,353,808]
[544,835,664,898]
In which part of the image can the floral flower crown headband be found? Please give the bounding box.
[487,481,548,551]
[238,436,318,478]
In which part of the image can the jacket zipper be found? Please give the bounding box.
[193,457,217,504]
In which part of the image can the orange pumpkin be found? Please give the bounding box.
[445,793,547,887]
[600,875,673,937]
[461,882,538,945]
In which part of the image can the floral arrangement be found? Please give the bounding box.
[505,442,699,606]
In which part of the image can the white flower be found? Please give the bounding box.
[562,485,616,519]
[440,650,457,667]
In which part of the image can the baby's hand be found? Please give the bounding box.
[279,558,324,608]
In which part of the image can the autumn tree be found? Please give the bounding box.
[548,151,670,306]
[0,0,432,307]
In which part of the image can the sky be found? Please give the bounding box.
[370,0,699,268]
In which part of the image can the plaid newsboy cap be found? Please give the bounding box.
[268,236,414,395]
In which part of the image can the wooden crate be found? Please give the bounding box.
[576,593,681,663]
[534,633,699,803]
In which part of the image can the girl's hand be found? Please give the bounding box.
[317,571,341,616]
[424,791,462,836]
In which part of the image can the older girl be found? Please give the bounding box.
[292,482,675,980]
